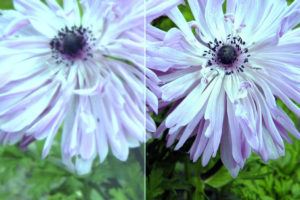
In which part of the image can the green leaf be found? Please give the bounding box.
[204,167,233,188]
[147,169,164,199]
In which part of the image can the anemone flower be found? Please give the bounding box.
[0,0,180,174]
[148,0,300,177]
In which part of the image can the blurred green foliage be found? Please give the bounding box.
[0,1,12,9]
[0,138,145,200]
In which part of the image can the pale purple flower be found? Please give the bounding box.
[146,0,184,133]
[148,0,300,177]
[0,0,179,174]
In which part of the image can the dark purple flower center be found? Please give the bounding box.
[50,26,95,64]
[62,32,85,57]
[50,27,87,58]
[217,45,237,65]
[203,35,251,75]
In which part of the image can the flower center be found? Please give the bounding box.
[62,32,84,57]
[217,45,237,65]
[50,26,95,65]
[203,35,251,75]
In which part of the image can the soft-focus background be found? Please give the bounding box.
[1,0,300,200]
[0,140,144,200]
